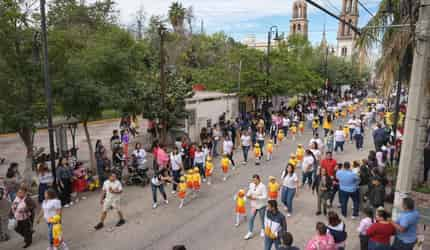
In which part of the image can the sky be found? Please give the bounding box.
[113,0,381,46]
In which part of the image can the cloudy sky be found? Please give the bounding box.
[114,0,381,45]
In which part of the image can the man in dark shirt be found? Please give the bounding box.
[372,123,387,151]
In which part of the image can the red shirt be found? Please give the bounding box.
[366,222,396,244]
[321,158,337,177]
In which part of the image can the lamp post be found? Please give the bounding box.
[40,0,57,188]
[266,25,281,101]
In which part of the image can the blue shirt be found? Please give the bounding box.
[396,210,420,243]
[336,169,359,192]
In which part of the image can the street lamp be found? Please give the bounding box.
[266,25,282,101]
[40,0,57,188]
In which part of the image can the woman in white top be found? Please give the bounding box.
[223,136,235,167]
[281,163,299,217]
[37,163,53,204]
[170,147,183,193]
[193,145,206,179]
[256,128,265,157]
[36,189,62,249]
[334,125,346,153]
[240,131,252,163]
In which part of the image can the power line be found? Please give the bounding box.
[358,0,374,17]
[324,0,341,14]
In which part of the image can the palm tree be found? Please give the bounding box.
[168,2,186,34]
[356,0,419,95]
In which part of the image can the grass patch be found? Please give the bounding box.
[100,109,121,120]
[414,184,430,194]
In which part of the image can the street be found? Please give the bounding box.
[1,122,372,250]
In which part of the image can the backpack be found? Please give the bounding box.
[328,224,347,243]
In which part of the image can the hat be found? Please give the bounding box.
[269,176,276,180]
[193,167,199,173]
[268,139,273,143]
[238,189,245,196]
[298,144,302,147]
[187,169,193,174]
[290,153,296,157]
[207,156,212,161]
[180,176,186,182]
[255,143,260,147]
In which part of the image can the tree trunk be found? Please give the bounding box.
[83,121,96,172]
[413,93,430,185]
[18,127,35,184]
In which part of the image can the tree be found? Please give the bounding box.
[168,2,186,34]
[0,0,45,179]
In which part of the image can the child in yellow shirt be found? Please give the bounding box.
[312,119,319,136]
[186,169,194,190]
[266,139,274,161]
[221,154,230,181]
[288,153,298,168]
[254,143,262,165]
[205,156,214,185]
[296,144,304,168]
[343,125,350,143]
[268,176,280,200]
[234,189,247,227]
[192,167,201,193]
[178,176,187,208]
[290,124,297,141]
[277,130,285,143]
[298,121,305,136]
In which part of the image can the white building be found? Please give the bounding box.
[185,91,239,142]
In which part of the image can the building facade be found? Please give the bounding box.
[336,0,359,57]
[289,0,308,38]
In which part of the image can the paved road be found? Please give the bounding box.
[2,123,374,250]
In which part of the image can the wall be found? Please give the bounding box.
[185,96,239,142]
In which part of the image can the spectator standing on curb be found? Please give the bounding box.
[0,187,10,242]
[244,174,268,240]
[336,161,359,218]
[391,198,420,250]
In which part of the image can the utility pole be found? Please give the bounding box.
[394,0,430,217]
[40,0,57,188]
[158,24,167,144]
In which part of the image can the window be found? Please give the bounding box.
[341,47,348,56]
[293,24,296,33]
[298,24,301,31]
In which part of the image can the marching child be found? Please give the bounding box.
[266,139,274,161]
[289,123,297,141]
[186,169,194,191]
[288,153,299,169]
[277,130,285,143]
[234,189,247,227]
[254,143,262,165]
[192,167,201,196]
[298,121,305,136]
[312,118,319,136]
[48,214,69,250]
[221,154,230,181]
[205,156,214,185]
[296,144,305,168]
[178,176,187,208]
[343,125,350,143]
[267,176,280,201]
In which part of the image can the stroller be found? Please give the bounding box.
[126,155,150,186]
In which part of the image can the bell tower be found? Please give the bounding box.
[336,0,359,57]
[289,0,308,38]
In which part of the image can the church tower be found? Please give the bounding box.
[289,0,308,38]
[336,0,359,57]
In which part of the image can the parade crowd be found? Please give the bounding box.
[0,89,424,250]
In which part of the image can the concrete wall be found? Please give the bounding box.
[185,95,239,142]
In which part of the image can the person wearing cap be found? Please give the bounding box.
[288,154,298,169]
[267,140,274,161]
[254,143,262,165]
[244,175,268,240]
[268,176,280,201]
[177,176,187,208]
[234,189,247,227]
[205,156,213,185]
